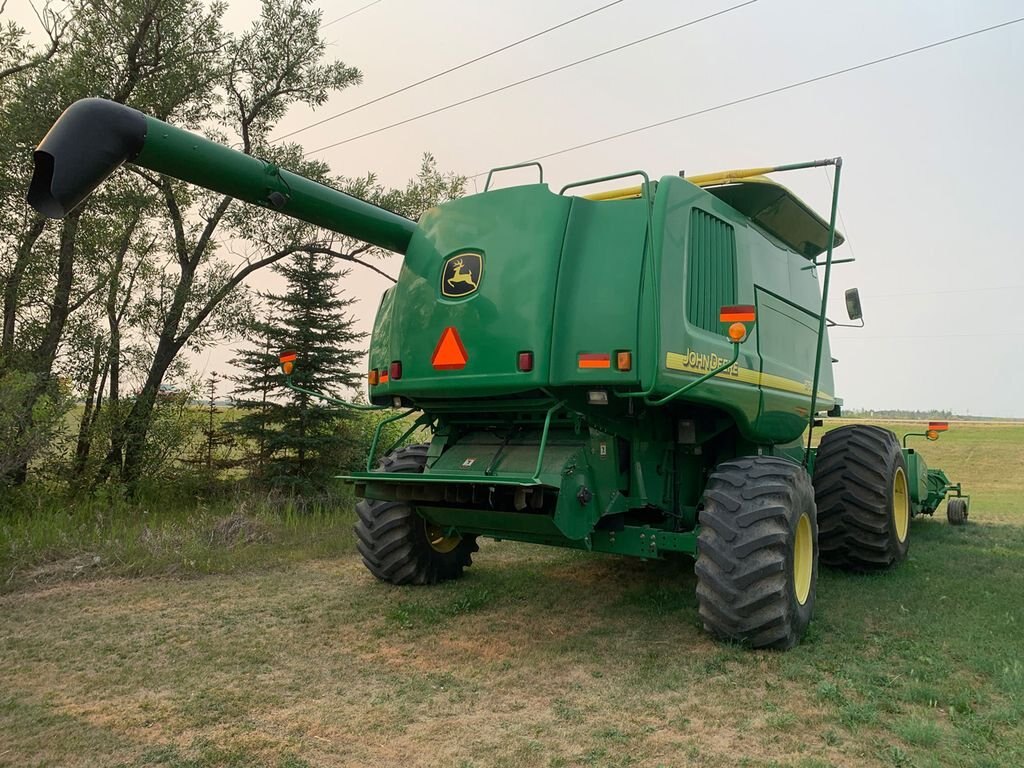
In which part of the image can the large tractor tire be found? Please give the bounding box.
[354,444,478,585]
[947,497,969,526]
[812,425,910,571]
[695,456,818,650]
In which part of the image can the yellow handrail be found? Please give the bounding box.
[582,165,780,201]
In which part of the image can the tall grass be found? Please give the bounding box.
[0,485,359,592]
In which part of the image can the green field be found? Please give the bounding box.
[1,421,1022,767]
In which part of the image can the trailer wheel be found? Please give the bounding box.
[695,456,817,650]
[947,497,969,526]
[812,425,910,571]
[354,444,478,585]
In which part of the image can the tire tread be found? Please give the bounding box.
[695,456,816,650]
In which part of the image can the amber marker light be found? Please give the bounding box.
[926,429,940,441]
[368,369,379,386]
[278,349,297,375]
[721,305,755,343]
[616,351,632,371]
[578,353,611,369]
[727,322,748,343]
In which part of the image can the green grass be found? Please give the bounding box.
[0,421,1022,767]
[0,489,358,593]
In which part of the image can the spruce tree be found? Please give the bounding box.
[229,252,366,491]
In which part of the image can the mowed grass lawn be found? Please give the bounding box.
[1,421,1022,767]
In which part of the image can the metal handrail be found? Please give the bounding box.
[484,161,544,191]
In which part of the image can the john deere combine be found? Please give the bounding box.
[28,98,970,648]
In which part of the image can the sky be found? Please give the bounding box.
[8,0,1024,416]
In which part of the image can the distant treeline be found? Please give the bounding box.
[844,409,1019,422]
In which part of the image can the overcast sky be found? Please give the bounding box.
[9,0,1024,416]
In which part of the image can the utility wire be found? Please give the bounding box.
[467,15,1024,174]
[280,0,630,142]
[321,0,383,30]
[303,0,760,156]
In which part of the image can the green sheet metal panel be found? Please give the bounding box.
[367,287,396,386]
[903,449,930,507]
[548,196,646,386]
[428,429,581,484]
[652,177,762,436]
[372,185,572,399]
[648,176,836,444]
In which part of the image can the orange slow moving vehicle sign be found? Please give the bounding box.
[432,326,468,370]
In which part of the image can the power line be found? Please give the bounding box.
[470,15,1024,174]
[280,0,630,142]
[321,0,384,30]
[303,0,760,156]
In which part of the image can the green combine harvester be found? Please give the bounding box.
[28,98,970,648]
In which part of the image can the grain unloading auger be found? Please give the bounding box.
[29,98,971,649]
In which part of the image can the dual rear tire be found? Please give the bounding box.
[696,425,913,648]
[812,425,910,571]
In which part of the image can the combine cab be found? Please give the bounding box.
[28,99,970,649]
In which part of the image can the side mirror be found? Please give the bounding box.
[845,288,863,321]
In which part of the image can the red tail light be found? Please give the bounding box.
[390,361,402,380]
[517,351,534,372]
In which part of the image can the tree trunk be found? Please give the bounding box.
[10,212,81,485]
[1,216,46,356]
[73,333,105,477]
[102,324,181,486]
[34,211,81,372]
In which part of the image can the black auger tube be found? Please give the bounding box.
[27,98,148,218]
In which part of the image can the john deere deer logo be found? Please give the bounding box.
[441,252,483,298]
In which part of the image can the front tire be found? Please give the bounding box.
[695,456,818,650]
[813,425,910,571]
[354,444,478,585]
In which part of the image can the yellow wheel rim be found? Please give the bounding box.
[893,466,910,543]
[424,520,461,554]
[793,512,813,606]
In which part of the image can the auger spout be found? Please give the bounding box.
[27,98,417,254]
